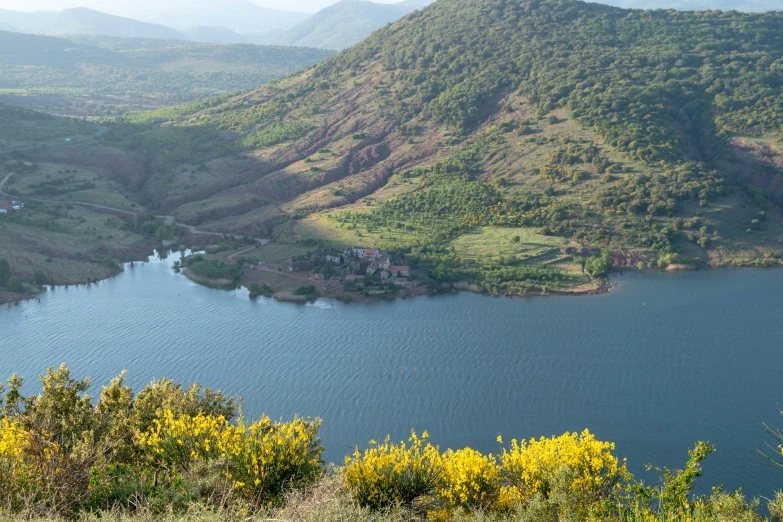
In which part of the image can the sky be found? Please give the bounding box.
[0,0,405,14]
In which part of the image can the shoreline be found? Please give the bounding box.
[4,256,781,308]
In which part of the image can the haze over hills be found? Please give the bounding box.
[0,3,309,44]
[273,0,432,50]
[122,0,309,37]
[0,1,429,48]
[0,7,185,39]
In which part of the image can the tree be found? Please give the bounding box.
[33,270,48,287]
[0,259,10,287]
[7,276,23,293]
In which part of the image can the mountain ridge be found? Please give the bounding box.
[0,7,184,40]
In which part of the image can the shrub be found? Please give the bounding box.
[0,418,30,503]
[436,447,502,511]
[499,429,629,508]
[138,410,323,505]
[6,276,24,293]
[343,430,440,510]
[294,285,316,296]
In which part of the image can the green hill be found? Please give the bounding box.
[17,0,783,295]
[0,31,335,116]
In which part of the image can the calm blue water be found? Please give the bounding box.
[2,252,782,498]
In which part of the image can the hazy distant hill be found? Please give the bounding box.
[274,0,432,50]
[596,0,780,11]
[181,26,252,46]
[0,7,183,40]
[0,31,334,115]
[0,3,309,45]
[130,0,309,37]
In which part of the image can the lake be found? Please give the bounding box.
[2,251,782,498]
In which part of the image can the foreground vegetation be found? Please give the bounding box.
[2,365,783,521]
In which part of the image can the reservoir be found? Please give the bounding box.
[2,251,782,498]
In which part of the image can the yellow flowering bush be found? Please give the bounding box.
[0,418,29,488]
[0,418,61,507]
[436,447,501,511]
[499,429,629,505]
[343,430,440,509]
[138,409,229,468]
[138,409,323,505]
[226,416,323,503]
[345,429,629,516]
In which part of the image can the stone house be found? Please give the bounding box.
[289,260,315,272]
[388,266,410,277]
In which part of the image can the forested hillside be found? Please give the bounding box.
[24,0,783,294]
[0,31,335,116]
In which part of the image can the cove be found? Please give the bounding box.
[2,251,783,498]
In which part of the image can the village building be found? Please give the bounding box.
[380,270,390,280]
[366,263,378,275]
[289,259,315,272]
[388,266,410,277]
[326,254,342,264]
[345,274,365,287]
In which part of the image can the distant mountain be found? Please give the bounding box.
[127,0,309,37]
[273,0,432,50]
[181,26,251,46]
[0,7,183,39]
[595,0,780,11]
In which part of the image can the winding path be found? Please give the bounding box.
[1,171,269,246]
